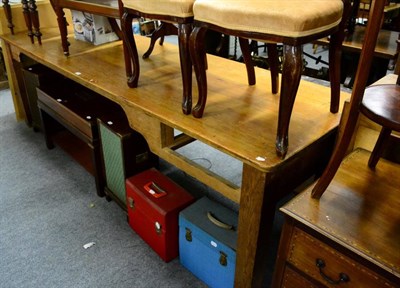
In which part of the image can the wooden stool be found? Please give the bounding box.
[190,0,351,158]
[361,82,400,169]
[312,0,391,199]
[2,0,42,43]
[119,0,195,115]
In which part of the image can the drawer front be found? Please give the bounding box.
[282,266,317,288]
[288,227,396,288]
[37,89,94,138]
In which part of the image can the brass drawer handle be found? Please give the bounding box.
[316,258,350,285]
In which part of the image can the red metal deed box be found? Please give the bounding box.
[125,168,195,262]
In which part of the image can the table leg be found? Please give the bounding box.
[28,0,42,44]
[235,164,275,288]
[2,0,14,34]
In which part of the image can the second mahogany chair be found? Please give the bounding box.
[312,0,397,199]
[119,0,195,115]
[190,0,351,158]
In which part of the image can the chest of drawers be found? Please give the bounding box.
[272,149,400,287]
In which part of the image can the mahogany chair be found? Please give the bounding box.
[190,0,352,158]
[118,0,195,115]
[118,1,266,115]
[312,0,394,199]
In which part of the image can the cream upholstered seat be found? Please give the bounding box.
[119,0,195,114]
[190,0,351,158]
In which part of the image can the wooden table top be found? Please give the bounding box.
[281,148,400,277]
[1,27,348,172]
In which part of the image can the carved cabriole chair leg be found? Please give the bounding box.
[238,38,256,86]
[190,26,208,118]
[121,11,139,88]
[267,43,279,95]
[276,45,303,158]
[143,22,178,59]
[178,23,193,115]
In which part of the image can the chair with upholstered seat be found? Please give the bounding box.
[190,0,351,158]
[311,0,396,199]
[118,0,195,114]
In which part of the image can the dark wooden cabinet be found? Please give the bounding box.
[272,149,400,288]
[36,79,122,197]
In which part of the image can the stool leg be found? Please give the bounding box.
[267,43,280,94]
[121,11,140,88]
[143,22,178,59]
[191,26,208,118]
[238,38,256,86]
[276,44,302,158]
[178,23,193,115]
[54,6,70,55]
[21,0,34,43]
[368,127,392,169]
[2,0,14,34]
[29,0,42,45]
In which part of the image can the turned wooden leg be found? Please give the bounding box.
[21,0,34,43]
[121,11,139,88]
[2,0,14,34]
[178,23,193,115]
[190,26,208,118]
[267,43,279,94]
[368,127,392,169]
[143,22,178,59]
[276,44,302,158]
[55,7,70,55]
[238,37,256,86]
[28,0,42,45]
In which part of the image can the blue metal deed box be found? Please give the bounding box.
[179,197,238,288]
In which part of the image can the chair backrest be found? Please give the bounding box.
[311,0,387,199]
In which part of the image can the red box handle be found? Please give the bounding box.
[144,181,167,198]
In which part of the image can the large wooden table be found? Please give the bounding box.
[0,28,349,287]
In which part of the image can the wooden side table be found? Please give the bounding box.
[272,148,400,287]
